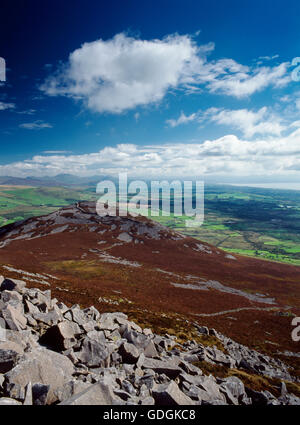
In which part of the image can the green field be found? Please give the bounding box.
[151,185,300,266]
[0,185,97,227]
[0,183,299,266]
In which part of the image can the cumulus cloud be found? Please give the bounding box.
[1,129,299,179]
[41,33,198,113]
[166,106,286,138]
[209,107,285,138]
[0,101,15,111]
[19,120,53,130]
[40,33,292,114]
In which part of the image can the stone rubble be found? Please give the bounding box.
[0,276,299,406]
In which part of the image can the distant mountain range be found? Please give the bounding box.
[1,173,300,188]
[0,174,113,187]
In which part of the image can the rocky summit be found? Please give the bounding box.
[0,276,299,406]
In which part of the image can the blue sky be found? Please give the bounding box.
[0,0,300,181]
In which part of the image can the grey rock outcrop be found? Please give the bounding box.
[0,276,298,406]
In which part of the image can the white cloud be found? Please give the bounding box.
[17,109,36,115]
[276,90,300,115]
[209,107,285,138]
[166,111,197,127]
[1,129,300,178]
[40,33,292,114]
[0,101,15,111]
[280,95,291,103]
[258,54,279,62]
[181,53,291,97]
[203,62,291,98]
[19,120,53,130]
[290,120,300,128]
[41,33,198,113]
[166,106,285,138]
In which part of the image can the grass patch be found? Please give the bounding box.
[125,310,227,351]
[192,361,228,378]
[45,260,106,279]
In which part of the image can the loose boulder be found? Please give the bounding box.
[152,381,194,405]
[59,381,120,405]
[4,347,74,404]
[0,278,26,293]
